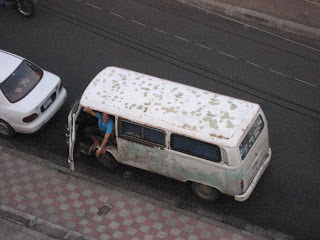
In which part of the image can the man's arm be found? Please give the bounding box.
[96,133,111,156]
[83,107,97,117]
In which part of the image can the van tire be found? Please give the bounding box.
[0,119,15,138]
[191,182,221,201]
[97,152,118,170]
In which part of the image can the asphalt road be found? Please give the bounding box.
[0,0,319,239]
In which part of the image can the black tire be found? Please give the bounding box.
[191,182,221,201]
[0,119,16,138]
[97,152,118,170]
[15,0,34,17]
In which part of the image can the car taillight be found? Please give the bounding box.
[23,113,38,123]
[59,82,63,92]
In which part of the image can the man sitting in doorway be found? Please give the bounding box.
[83,107,114,157]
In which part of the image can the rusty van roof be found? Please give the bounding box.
[80,66,260,147]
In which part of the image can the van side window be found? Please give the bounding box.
[239,115,264,160]
[171,134,221,162]
[120,120,165,146]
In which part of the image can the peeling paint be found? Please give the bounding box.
[226,120,235,128]
[161,107,178,113]
[80,67,260,146]
[170,159,224,189]
[221,112,231,120]
[175,92,183,99]
[120,141,170,177]
[204,117,218,129]
[224,168,243,193]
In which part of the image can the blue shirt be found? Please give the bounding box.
[96,112,114,134]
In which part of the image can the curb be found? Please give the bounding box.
[178,0,320,41]
[0,205,96,240]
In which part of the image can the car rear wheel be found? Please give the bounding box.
[0,119,16,138]
[191,182,221,201]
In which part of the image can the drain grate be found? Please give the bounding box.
[97,205,112,215]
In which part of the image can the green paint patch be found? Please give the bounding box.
[196,107,203,112]
[182,124,197,130]
[221,112,231,120]
[206,111,215,117]
[226,120,235,128]
[161,107,178,113]
[175,92,183,98]
[171,87,178,92]
[230,104,237,110]
[204,117,218,129]
[209,98,220,105]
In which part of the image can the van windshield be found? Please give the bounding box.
[239,115,264,160]
[1,60,43,103]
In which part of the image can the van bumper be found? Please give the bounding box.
[234,148,272,202]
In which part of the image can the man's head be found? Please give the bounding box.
[102,112,109,123]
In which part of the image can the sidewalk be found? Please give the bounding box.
[178,0,320,41]
[0,145,279,240]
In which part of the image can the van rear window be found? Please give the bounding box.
[171,134,221,162]
[239,115,264,160]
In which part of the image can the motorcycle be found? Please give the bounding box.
[4,0,36,17]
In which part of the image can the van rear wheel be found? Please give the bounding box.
[97,152,118,170]
[191,182,221,201]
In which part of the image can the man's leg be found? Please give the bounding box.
[85,126,101,149]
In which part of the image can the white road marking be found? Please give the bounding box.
[174,35,192,43]
[294,78,319,87]
[131,20,149,28]
[85,3,102,10]
[153,28,168,34]
[84,1,318,88]
[195,43,212,50]
[109,12,125,19]
[304,0,320,6]
[245,61,264,68]
[217,50,237,59]
[269,69,291,78]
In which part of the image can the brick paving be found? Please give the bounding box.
[0,147,254,240]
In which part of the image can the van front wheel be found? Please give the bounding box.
[97,152,118,170]
[191,182,221,201]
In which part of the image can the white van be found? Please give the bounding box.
[67,66,271,201]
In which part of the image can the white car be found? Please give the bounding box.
[0,49,67,137]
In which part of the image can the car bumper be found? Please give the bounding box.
[234,147,272,202]
[14,88,67,134]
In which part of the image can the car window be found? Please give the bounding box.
[171,134,221,162]
[0,60,43,103]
